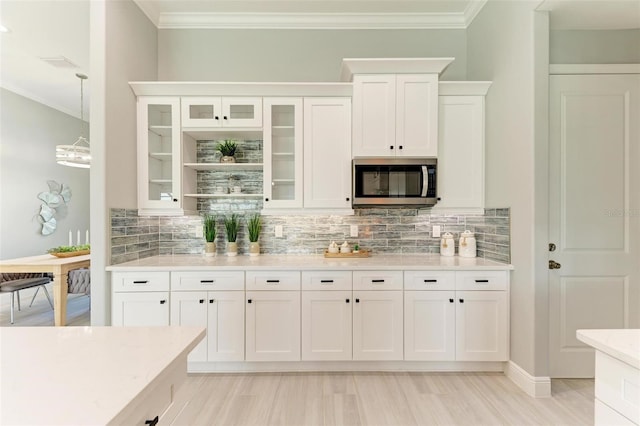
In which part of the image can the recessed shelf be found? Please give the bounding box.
[149,179,173,184]
[149,152,172,160]
[184,193,264,198]
[183,162,263,171]
[182,128,263,141]
[272,179,295,184]
[272,152,294,157]
[148,125,173,137]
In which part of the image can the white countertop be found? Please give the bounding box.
[0,326,205,425]
[577,329,640,369]
[106,254,513,271]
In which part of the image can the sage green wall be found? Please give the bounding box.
[0,88,90,259]
[158,29,467,81]
[550,29,640,64]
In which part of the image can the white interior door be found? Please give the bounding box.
[549,73,640,378]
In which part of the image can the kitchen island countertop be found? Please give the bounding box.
[106,254,513,271]
[577,329,640,369]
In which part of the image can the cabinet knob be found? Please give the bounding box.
[247,299,252,304]
[346,197,350,201]
[199,299,205,304]
[355,298,360,303]
[437,197,442,201]
[390,146,394,150]
[449,298,454,303]
[459,299,464,303]
[265,198,269,202]
[399,145,403,150]
[223,116,228,120]
[145,416,159,426]
[209,299,215,303]
[214,116,219,120]
[346,298,350,303]
[160,300,166,304]
[173,198,178,202]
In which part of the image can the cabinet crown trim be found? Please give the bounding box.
[340,57,455,82]
[129,82,353,97]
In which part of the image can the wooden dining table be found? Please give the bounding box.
[0,254,90,326]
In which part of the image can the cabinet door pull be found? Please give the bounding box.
[145,416,159,426]
[355,298,360,303]
[132,280,148,284]
[214,116,219,120]
[372,279,385,283]
[223,116,228,120]
[200,279,215,284]
[265,197,269,202]
[459,299,464,303]
[449,298,454,303]
[423,279,437,283]
[247,299,252,304]
[346,298,350,303]
[475,279,489,283]
[209,299,215,303]
[320,280,334,284]
[399,145,403,150]
[266,279,280,283]
[173,198,178,202]
[390,145,394,150]
[160,300,166,304]
[199,299,205,304]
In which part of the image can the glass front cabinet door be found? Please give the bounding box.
[137,96,183,215]
[262,98,303,210]
[181,97,262,128]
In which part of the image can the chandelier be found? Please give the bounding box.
[56,73,90,168]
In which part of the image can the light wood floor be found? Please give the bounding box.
[1,290,594,425]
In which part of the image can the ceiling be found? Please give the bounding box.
[0,0,638,120]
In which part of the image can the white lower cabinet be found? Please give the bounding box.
[111,272,170,326]
[245,271,301,361]
[170,291,245,362]
[301,271,353,361]
[404,271,509,362]
[352,271,404,361]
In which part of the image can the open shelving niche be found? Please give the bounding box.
[182,128,265,207]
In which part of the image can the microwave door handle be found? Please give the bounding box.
[421,166,428,197]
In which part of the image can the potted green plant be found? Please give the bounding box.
[217,139,238,163]
[203,214,217,257]
[224,213,240,256]
[247,213,262,257]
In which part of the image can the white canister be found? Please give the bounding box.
[458,230,477,258]
[440,232,455,257]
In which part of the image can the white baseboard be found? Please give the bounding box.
[505,361,551,398]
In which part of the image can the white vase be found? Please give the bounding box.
[227,241,238,256]
[204,242,216,257]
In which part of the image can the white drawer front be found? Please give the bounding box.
[404,271,455,291]
[595,351,640,424]
[353,271,403,291]
[455,271,508,291]
[171,271,244,291]
[302,271,352,291]
[246,271,301,291]
[112,272,170,292]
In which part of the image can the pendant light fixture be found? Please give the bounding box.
[56,73,90,168]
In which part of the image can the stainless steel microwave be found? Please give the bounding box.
[352,158,438,206]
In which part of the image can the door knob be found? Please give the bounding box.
[549,260,562,269]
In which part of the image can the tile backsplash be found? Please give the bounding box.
[110,207,510,265]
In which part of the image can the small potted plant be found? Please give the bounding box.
[224,213,240,256]
[247,213,262,257]
[217,139,238,163]
[203,214,217,257]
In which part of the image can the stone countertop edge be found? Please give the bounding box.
[576,329,640,369]
[106,254,514,271]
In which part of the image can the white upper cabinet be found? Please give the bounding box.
[136,96,184,216]
[352,74,438,158]
[433,82,491,214]
[181,97,262,128]
[303,97,352,210]
[262,97,304,209]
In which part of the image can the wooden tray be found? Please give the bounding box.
[324,249,370,258]
[49,250,90,258]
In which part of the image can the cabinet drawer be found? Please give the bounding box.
[404,271,455,290]
[302,271,352,291]
[246,271,300,291]
[455,271,508,291]
[112,272,170,292]
[353,271,403,291]
[171,271,244,291]
[595,351,640,424]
